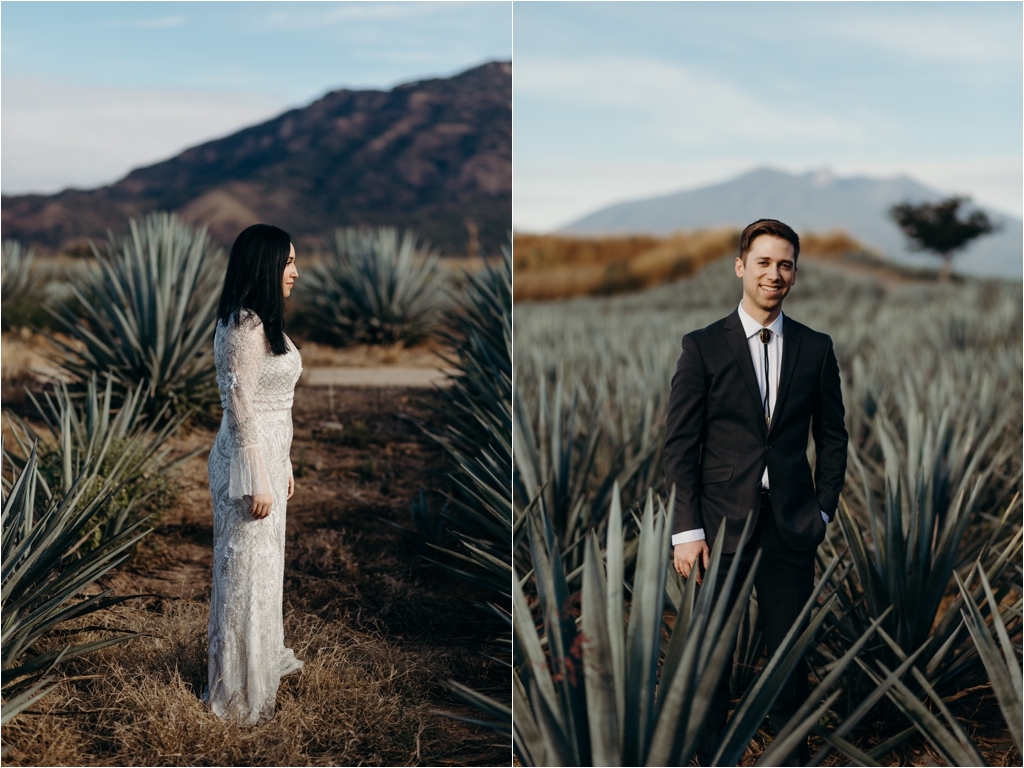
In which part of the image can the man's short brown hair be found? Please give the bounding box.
[739,219,800,262]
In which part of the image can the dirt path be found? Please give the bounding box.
[301,366,454,388]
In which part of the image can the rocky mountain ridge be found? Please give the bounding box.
[2,61,511,256]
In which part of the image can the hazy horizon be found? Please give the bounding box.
[511,163,1023,235]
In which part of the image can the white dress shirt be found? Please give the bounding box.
[672,303,829,547]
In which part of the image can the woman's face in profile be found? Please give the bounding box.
[282,243,298,298]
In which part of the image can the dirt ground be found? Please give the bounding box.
[291,338,452,369]
[2,384,510,766]
[0,330,451,381]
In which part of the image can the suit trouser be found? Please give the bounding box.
[695,491,815,766]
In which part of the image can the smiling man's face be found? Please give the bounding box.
[734,234,797,324]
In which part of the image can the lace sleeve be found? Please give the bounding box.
[222,312,271,499]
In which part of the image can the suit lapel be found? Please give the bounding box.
[724,311,767,430]
[768,317,801,437]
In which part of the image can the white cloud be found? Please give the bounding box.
[1,77,289,194]
[514,56,871,148]
[826,15,1020,65]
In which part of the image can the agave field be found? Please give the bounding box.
[513,255,1023,765]
[1,215,512,763]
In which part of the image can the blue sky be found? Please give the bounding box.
[513,2,1023,231]
[2,1,512,195]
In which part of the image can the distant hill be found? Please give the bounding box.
[561,168,1022,279]
[2,61,511,256]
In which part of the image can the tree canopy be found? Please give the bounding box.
[889,197,998,279]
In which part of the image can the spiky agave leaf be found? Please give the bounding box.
[512,484,895,767]
[44,211,224,416]
[5,372,195,546]
[512,372,659,578]
[821,433,1023,717]
[442,594,514,735]
[438,247,511,460]
[2,240,39,300]
[301,227,442,346]
[810,353,1024,741]
[1,439,149,723]
[421,243,512,595]
[443,680,513,734]
[957,569,1023,754]
[848,629,989,767]
[414,243,512,741]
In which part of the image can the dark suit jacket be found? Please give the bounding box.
[664,309,848,553]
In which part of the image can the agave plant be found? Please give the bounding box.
[411,242,513,738]
[301,227,442,346]
[2,240,42,306]
[809,363,1023,738]
[836,566,1022,767]
[421,244,512,596]
[431,397,511,595]
[45,212,224,416]
[1,240,50,331]
[1,439,150,723]
[845,628,992,768]
[809,563,1020,767]
[512,374,658,576]
[514,486,915,767]
[4,372,195,548]
[841,353,1021,561]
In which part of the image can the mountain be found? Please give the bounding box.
[561,168,1022,279]
[2,61,511,256]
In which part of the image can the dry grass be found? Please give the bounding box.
[2,386,508,766]
[1,329,68,379]
[512,229,879,302]
[1,329,72,410]
[513,230,737,301]
[799,230,877,260]
[3,604,498,767]
[512,234,666,272]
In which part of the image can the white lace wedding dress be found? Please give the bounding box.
[204,309,303,724]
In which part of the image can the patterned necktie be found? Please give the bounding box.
[759,328,772,425]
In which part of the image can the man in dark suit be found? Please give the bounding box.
[664,218,848,765]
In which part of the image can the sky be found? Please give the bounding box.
[1,1,512,195]
[513,2,1023,232]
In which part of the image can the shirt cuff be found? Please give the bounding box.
[821,510,830,524]
[672,528,706,546]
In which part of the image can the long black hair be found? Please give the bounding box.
[217,223,292,356]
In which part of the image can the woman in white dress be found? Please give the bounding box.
[204,223,303,724]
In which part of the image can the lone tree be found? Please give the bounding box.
[889,196,999,280]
